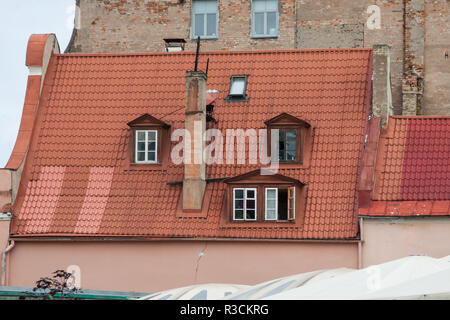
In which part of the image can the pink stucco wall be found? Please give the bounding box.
[361,217,450,268]
[7,240,358,293]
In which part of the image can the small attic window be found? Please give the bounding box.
[126,114,170,168]
[225,75,249,102]
[265,113,313,167]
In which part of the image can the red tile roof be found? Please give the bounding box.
[359,200,450,216]
[10,48,372,239]
[361,116,450,217]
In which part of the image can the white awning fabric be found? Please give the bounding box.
[140,255,450,300]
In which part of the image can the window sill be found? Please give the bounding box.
[224,95,249,102]
[272,162,310,170]
[124,162,163,171]
[251,35,279,39]
[219,220,298,229]
[190,36,218,41]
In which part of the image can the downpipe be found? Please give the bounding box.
[1,240,15,286]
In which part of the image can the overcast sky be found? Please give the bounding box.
[0,1,75,167]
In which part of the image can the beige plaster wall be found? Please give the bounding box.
[361,217,450,268]
[7,240,357,293]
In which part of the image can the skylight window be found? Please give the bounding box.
[225,75,249,102]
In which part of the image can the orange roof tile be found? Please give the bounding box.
[10,48,373,239]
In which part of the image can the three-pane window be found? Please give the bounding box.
[135,130,158,163]
[233,188,257,221]
[192,0,218,38]
[252,0,278,37]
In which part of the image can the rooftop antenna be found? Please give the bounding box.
[194,36,200,72]
[206,58,210,77]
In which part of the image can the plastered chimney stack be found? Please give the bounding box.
[372,45,393,128]
[183,71,207,211]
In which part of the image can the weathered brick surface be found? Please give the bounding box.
[297,24,364,49]
[68,0,449,116]
[70,0,296,52]
[423,0,450,115]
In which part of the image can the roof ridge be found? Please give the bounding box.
[57,47,373,58]
[390,115,450,119]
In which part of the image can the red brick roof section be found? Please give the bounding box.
[362,116,450,217]
[10,48,372,239]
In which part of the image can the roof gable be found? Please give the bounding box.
[264,113,311,128]
[127,113,170,128]
[224,169,305,186]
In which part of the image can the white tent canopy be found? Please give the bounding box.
[139,283,249,300]
[266,255,450,300]
[139,255,450,300]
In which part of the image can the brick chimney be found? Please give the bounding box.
[183,71,207,211]
[372,44,393,128]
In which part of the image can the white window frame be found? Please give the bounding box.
[288,186,295,220]
[265,187,296,221]
[135,130,158,164]
[265,187,278,221]
[251,0,279,38]
[233,188,257,221]
[191,0,219,39]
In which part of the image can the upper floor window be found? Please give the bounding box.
[278,129,297,162]
[252,0,279,38]
[136,130,158,164]
[192,0,218,39]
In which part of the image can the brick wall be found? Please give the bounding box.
[423,0,450,115]
[67,0,449,116]
[69,0,296,53]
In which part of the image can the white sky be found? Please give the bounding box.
[0,0,75,167]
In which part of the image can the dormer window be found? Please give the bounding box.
[278,129,297,162]
[265,113,313,166]
[225,75,249,102]
[126,114,170,168]
[135,130,158,163]
[233,188,257,221]
[265,187,295,221]
[224,170,306,224]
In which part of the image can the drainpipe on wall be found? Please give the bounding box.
[1,240,15,286]
[358,217,364,269]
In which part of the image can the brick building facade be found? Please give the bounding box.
[66,0,449,117]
